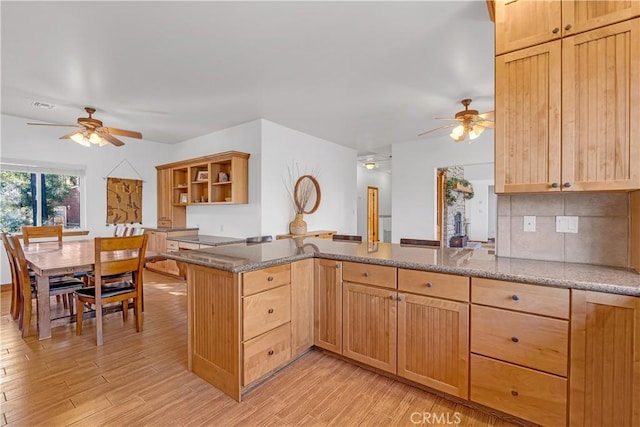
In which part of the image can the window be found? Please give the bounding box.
[0,160,85,233]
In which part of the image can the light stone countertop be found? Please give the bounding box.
[162,238,640,296]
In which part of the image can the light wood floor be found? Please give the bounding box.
[0,271,521,427]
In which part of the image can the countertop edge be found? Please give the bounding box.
[162,251,640,297]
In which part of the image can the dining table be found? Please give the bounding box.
[22,238,155,340]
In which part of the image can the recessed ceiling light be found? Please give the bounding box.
[32,101,55,110]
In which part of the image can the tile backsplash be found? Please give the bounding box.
[497,192,630,267]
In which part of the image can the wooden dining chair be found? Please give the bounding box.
[1,232,21,321]
[22,225,63,244]
[399,238,441,247]
[332,234,363,242]
[75,234,148,346]
[9,235,84,338]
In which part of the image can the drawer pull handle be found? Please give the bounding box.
[267,276,274,281]
[268,350,274,356]
[511,390,519,397]
[426,282,433,288]
[551,182,559,188]
[268,308,274,314]
[552,27,559,34]
[364,272,369,277]
[565,24,572,31]
[511,294,520,301]
[511,337,519,343]
[563,182,572,188]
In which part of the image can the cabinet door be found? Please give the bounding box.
[157,168,172,226]
[291,259,314,357]
[562,18,640,191]
[562,0,640,37]
[495,41,562,193]
[495,0,562,55]
[570,291,640,427]
[342,282,397,374]
[398,293,469,399]
[145,231,167,273]
[314,259,342,353]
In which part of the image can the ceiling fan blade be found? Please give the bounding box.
[59,129,81,139]
[479,111,494,119]
[481,120,495,129]
[27,122,77,127]
[100,132,125,147]
[102,127,142,139]
[418,123,459,137]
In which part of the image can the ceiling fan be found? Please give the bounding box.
[418,99,494,142]
[27,106,143,147]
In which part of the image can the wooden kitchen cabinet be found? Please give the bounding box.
[314,259,342,353]
[570,291,640,427]
[496,18,640,193]
[157,168,173,227]
[145,230,167,273]
[397,292,469,398]
[495,0,640,55]
[342,282,397,374]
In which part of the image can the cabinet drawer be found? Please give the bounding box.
[242,264,291,296]
[243,284,291,341]
[178,242,200,250]
[398,269,469,302]
[471,305,568,376]
[243,323,291,386]
[166,241,179,251]
[343,262,396,289]
[472,278,569,319]
[157,219,172,228]
[470,355,567,427]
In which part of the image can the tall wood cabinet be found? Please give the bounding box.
[156,151,250,227]
[495,6,640,193]
[570,291,640,427]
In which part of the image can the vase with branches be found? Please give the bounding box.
[284,164,321,235]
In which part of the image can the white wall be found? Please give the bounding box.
[463,163,494,241]
[170,120,263,237]
[261,120,357,236]
[356,167,391,240]
[1,113,172,284]
[391,132,494,243]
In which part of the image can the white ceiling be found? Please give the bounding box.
[1,1,495,155]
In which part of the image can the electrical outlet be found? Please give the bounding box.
[556,216,579,233]
[523,216,536,232]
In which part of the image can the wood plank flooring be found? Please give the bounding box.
[0,271,521,426]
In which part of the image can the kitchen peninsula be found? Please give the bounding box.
[164,238,640,426]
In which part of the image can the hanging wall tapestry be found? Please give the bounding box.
[106,177,143,224]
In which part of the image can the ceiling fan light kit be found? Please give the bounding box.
[27,106,143,147]
[419,98,494,143]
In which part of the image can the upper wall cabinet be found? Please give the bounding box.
[495,0,640,55]
[156,151,250,227]
[495,2,640,193]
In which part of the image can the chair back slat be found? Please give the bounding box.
[22,225,63,244]
[400,238,441,247]
[332,234,363,242]
[94,235,148,284]
[1,232,21,320]
[9,236,34,318]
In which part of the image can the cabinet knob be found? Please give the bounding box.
[511,336,519,343]
[563,182,572,188]
[336,263,340,268]
[268,350,274,356]
[268,308,274,314]
[364,272,369,277]
[267,276,274,281]
[426,282,433,288]
[389,295,395,300]
[397,295,403,302]
[565,24,572,31]
[512,294,520,301]
[552,27,560,34]
[511,390,519,397]
[551,182,559,188]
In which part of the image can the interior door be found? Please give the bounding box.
[367,186,379,242]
